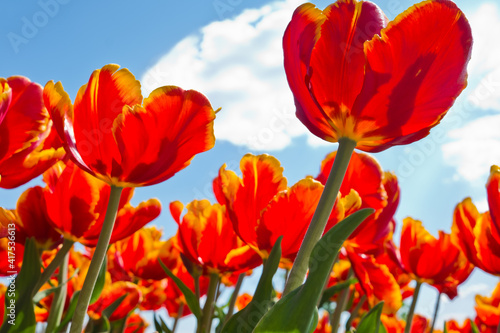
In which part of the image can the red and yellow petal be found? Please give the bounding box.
[215,154,287,248]
[0,79,12,125]
[88,281,142,321]
[72,65,142,181]
[351,0,472,151]
[257,177,323,260]
[452,198,482,268]
[283,4,332,142]
[306,0,387,142]
[487,165,500,233]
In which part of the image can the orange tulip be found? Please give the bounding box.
[348,252,402,313]
[400,218,473,290]
[283,0,472,152]
[318,151,400,254]
[44,64,216,187]
[88,281,142,321]
[445,319,473,333]
[0,76,64,188]
[381,314,405,333]
[111,227,179,280]
[474,283,500,332]
[235,293,252,311]
[172,199,261,274]
[43,161,161,247]
[453,166,500,275]
[213,154,287,250]
[124,313,148,333]
[1,186,62,250]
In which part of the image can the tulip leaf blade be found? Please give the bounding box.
[253,209,374,332]
[221,236,282,333]
[356,301,384,333]
[158,258,202,320]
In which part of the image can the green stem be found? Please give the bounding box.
[284,138,356,296]
[404,281,422,333]
[224,273,244,324]
[330,268,353,332]
[69,186,123,333]
[197,273,219,333]
[172,303,184,333]
[429,292,441,333]
[345,294,366,331]
[35,239,74,293]
[45,246,70,333]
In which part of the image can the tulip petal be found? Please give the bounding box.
[112,86,215,186]
[352,0,472,151]
[73,65,142,179]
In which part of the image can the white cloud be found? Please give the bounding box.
[442,114,500,182]
[467,3,500,109]
[141,0,316,151]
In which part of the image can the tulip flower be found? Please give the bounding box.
[44,64,216,188]
[453,166,500,276]
[43,161,161,247]
[1,186,62,250]
[137,279,168,311]
[400,218,473,332]
[282,0,472,295]
[124,313,148,333]
[314,313,332,333]
[172,199,261,275]
[0,76,65,188]
[213,153,287,250]
[474,283,500,332]
[43,64,217,332]
[284,0,471,152]
[111,227,179,280]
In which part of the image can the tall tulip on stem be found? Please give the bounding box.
[44,64,217,332]
[282,0,472,296]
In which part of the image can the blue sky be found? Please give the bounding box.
[1,0,500,330]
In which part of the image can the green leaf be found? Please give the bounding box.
[159,258,202,319]
[54,290,81,332]
[319,278,357,308]
[307,307,319,333]
[356,301,384,333]
[1,238,41,333]
[470,319,480,333]
[90,256,107,305]
[253,209,374,333]
[102,294,127,319]
[154,313,162,333]
[444,322,448,333]
[158,316,172,333]
[221,236,282,333]
[33,267,79,303]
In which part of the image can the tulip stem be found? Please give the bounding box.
[224,273,244,324]
[172,303,184,333]
[429,292,442,333]
[330,268,353,332]
[35,238,74,293]
[198,273,219,333]
[69,185,123,333]
[404,281,422,333]
[346,294,366,330]
[45,246,69,333]
[283,138,356,296]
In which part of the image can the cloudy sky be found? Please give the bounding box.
[1,0,499,330]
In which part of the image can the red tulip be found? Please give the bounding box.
[474,283,500,332]
[453,166,500,275]
[400,218,473,291]
[283,0,472,152]
[44,64,216,187]
[0,76,64,188]
[172,199,260,274]
[43,161,161,247]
